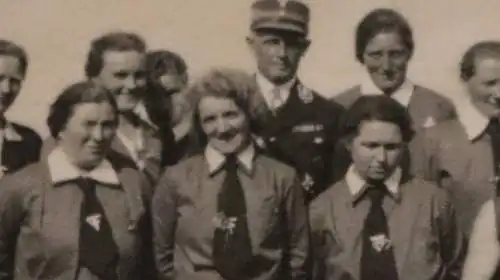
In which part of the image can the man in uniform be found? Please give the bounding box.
[246,0,346,202]
[412,41,500,238]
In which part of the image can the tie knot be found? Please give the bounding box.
[489,118,500,133]
[365,182,386,204]
[224,154,239,170]
[77,177,97,197]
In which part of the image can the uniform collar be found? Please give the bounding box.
[133,101,158,131]
[0,120,23,141]
[360,72,415,107]
[456,101,490,141]
[256,72,296,107]
[345,165,402,204]
[47,146,120,185]
[205,143,255,176]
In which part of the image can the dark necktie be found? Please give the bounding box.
[359,183,399,280]
[487,119,500,194]
[77,177,119,280]
[212,154,253,280]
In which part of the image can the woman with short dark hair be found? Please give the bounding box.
[334,8,455,132]
[310,95,465,280]
[152,68,310,280]
[0,81,155,280]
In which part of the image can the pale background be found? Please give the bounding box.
[1,0,499,136]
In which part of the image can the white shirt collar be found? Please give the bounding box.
[360,72,415,107]
[345,165,401,197]
[256,72,296,108]
[133,101,158,131]
[47,146,120,185]
[456,101,490,141]
[205,143,255,175]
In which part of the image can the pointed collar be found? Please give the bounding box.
[345,165,402,204]
[456,102,490,141]
[256,72,296,107]
[360,72,415,107]
[47,146,120,186]
[1,121,23,141]
[205,144,255,176]
[133,101,158,131]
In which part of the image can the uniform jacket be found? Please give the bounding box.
[0,149,155,280]
[0,122,42,174]
[309,172,465,280]
[250,78,346,202]
[411,116,500,237]
[333,84,456,134]
[152,151,310,280]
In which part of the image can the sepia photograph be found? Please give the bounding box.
[0,0,498,279]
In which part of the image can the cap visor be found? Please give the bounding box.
[252,22,306,36]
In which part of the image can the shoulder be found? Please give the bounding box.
[423,119,466,141]
[310,180,343,212]
[298,84,346,122]
[0,162,47,197]
[405,176,452,204]
[331,85,362,109]
[159,154,205,184]
[256,153,297,178]
[413,85,456,111]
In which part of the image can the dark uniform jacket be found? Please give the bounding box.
[0,122,42,174]
[251,78,345,202]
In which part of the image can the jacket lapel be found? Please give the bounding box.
[255,80,312,137]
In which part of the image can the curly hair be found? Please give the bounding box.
[185,68,259,150]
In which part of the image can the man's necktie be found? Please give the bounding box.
[77,177,119,280]
[359,183,399,280]
[212,154,253,279]
[270,87,283,111]
[487,119,500,194]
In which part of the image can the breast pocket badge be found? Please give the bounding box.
[301,173,315,192]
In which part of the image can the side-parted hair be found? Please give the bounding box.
[460,40,500,81]
[355,8,414,63]
[0,39,28,76]
[85,31,146,78]
[185,68,258,149]
[146,50,188,80]
[341,95,414,143]
[47,81,118,138]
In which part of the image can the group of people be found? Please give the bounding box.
[0,0,499,279]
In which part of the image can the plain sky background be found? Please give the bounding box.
[1,0,499,135]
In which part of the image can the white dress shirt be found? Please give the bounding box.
[256,73,296,110]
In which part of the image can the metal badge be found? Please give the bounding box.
[298,84,314,104]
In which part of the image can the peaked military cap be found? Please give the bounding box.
[250,0,310,36]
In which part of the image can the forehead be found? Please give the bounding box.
[365,31,405,50]
[473,55,500,79]
[0,55,22,75]
[198,96,241,115]
[101,50,145,70]
[69,102,117,121]
[356,120,402,141]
